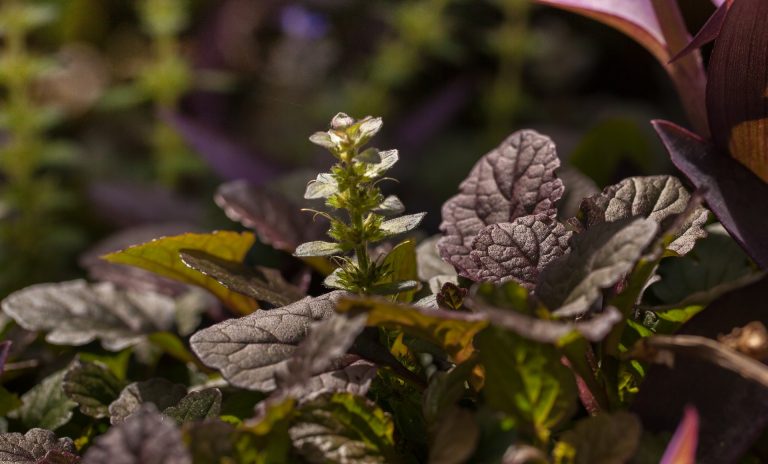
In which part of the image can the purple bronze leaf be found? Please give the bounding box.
[438,130,564,272]
[535,0,666,59]
[165,112,282,185]
[463,214,572,289]
[87,182,204,228]
[580,175,709,256]
[215,180,327,253]
[83,404,191,464]
[653,120,768,268]
[0,429,77,464]
[670,1,730,62]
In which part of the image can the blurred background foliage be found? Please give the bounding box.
[0,0,719,296]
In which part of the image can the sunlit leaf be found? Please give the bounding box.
[103,231,259,314]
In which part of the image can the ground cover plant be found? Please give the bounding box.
[1,0,768,463]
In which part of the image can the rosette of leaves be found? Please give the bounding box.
[295,113,425,295]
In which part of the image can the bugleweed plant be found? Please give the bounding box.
[0,113,766,464]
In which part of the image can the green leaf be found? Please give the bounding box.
[182,419,237,464]
[235,398,295,464]
[304,173,339,199]
[379,240,419,302]
[475,327,577,443]
[63,360,126,419]
[179,249,304,308]
[553,412,642,464]
[14,370,77,431]
[364,149,398,178]
[423,359,478,425]
[108,378,187,424]
[78,350,132,381]
[380,213,426,237]
[536,218,659,316]
[164,389,222,424]
[294,241,344,257]
[0,386,21,417]
[373,195,405,216]
[103,231,259,314]
[291,393,396,464]
[336,297,487,363]
[427,407,479,464]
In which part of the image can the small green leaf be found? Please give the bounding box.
[103,231,259,314]
[236,398,295,464]
[368,280,420,296]
[364,149,398,178]
[553,412,642,464]
[63,360,126,419]
[379,240,419,302]
[373,195,405,216]
[476,326,577,443]
[294,241,344,257]
[164,389,222,424]
[15,369,77,431]
[0,386,21,417]
[380,213,426,237]
[183,419,237,463]
[304,173,339,200]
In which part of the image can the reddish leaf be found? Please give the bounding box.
[670,1,731,62]
[660,406,699,464]
[706,0,768,182]
[653,120,768,268]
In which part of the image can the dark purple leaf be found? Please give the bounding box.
[165,113,282,185]
[670,1,730,62]
[653,120,768,268]
[80,224,195,296]
[215,180,327,253]
[438,130,564,272]
[0,340,10,377]
[0,429,77,464]
[706,0,768,182]
[87,182,204,227]
[534,0,666,59]
[83,404,191,464]
[463,214,571,288]
[580,175,708,256]
[108,379,187,424]
[633,274,768,464]
[36,449,81,464]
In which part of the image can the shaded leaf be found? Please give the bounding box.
[379,240,419,302]
[182,419,236,464]
[557,165,599,219]
[215,180,326,253]
[670,1,730,62]
[536,218,658,316]
[580,175,708,255]
[336,297,487,363]
[83,404,191,464]
[290,393,396,464]
[2,280,175,351]
[660,407,698,464]
[0,429,76,464]
[427,407,479,464]
[190,292,344,391]
[179,249,304,308]
[63,360,125,419]
[554,412,641,464]
[164,389,222,424]
[706,0,768,182]
[416,236,457,282]
[476,326,577,443]
[0,341,9,377]
[463,214,571,288]
[294,241,344,257]
[380,213,426,237]
[653,120,768,268]
[108,379,187,424]
[103,231,258,314]
[438,130,564,272]
[15,370,76,431]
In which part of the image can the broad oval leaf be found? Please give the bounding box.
[163,389,222,425]
[190,292,345,391]
[0,429,76,464]
[84,404,191,464]
[14,369,76,431]
[179,249,304,308]
[215,180,327,253]
[438,130,564,272]
[580,175,708,255]
[1,280,175,351]
[63,360,126,419]
[103,231,259,314]
[536,218,659,316]
[464,214,572,288]
[108,379,187,424]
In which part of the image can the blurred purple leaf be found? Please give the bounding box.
[280,5,328,39]
[705,0,768,183]
[670,1,730,62]
[0,340,10,377]
[633,274,768,464]
[80,223,198,295]
[660,406,699,464]
[88,182,204,227]
[653,120,768,268]
[165,113,282,185]
[535,0,666,59]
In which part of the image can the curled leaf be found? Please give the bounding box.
[580,175,708,255]
[1,280,175,351]
[438,130,564,272]
[463,214,572,288]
